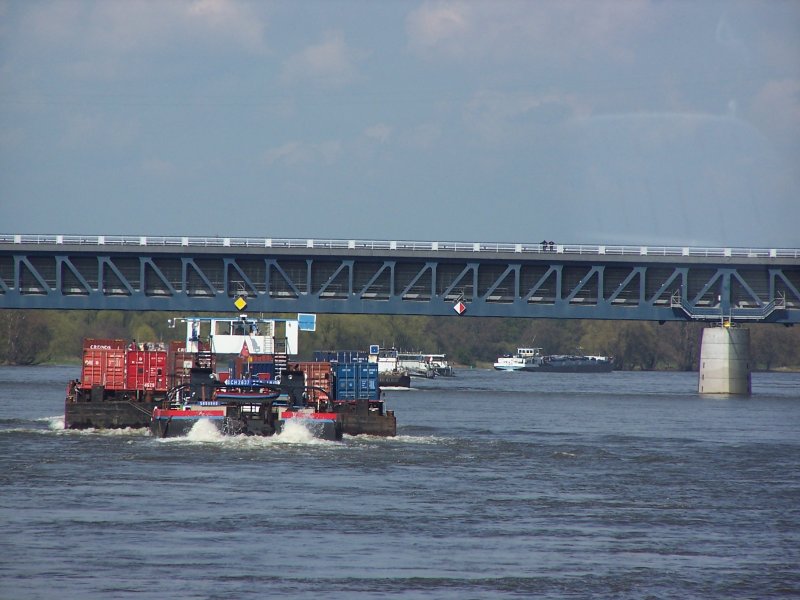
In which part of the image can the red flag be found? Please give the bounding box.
[240,342,250,358]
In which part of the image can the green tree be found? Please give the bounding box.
[750,324,800,370]
[44,310,86,362]
[0,311,51,364]
[2,309,798,371]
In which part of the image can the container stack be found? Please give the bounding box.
[333,362,380,401]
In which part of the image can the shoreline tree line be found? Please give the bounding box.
[0,310,798,371]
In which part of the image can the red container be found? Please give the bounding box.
[168,340,189,354]
[168,339,210,353]
[81,346,126,390]
[83,338,126,350]
[125,350,168,391]
[169,351,195,387]
[297,361,333,403]
[167,337,216,387]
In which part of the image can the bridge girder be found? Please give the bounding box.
[1,240,798,323]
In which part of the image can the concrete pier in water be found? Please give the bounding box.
[698,326,751,395]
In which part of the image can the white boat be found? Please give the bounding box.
[493,347,543,371]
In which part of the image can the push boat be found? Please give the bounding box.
[66,314,396,439]
[494,347,614,373]
[150,371,345,440]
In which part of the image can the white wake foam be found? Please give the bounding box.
[3,416,150,437]
[184,418,225,442]
[155,417,335,448]
[275,418,322,444]
[43,415,64,430]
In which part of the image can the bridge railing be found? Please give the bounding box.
[0,234,797,259]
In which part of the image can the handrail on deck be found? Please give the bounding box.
[0,233,797,259]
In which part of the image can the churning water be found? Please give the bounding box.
[1,365,799,599]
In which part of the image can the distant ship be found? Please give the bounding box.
[397,351,455,379]
[423,353,454,377]
[494,347,613,373]
[396,351,437,379]
[377,348,412,388]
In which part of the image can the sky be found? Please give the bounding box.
[1,0,798,248]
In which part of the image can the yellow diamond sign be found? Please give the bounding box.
[234,296,247,311]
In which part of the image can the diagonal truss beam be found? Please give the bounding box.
[0,246,796,323]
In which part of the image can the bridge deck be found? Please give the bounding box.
[1,235,798,322]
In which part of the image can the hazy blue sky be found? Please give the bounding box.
[1,0,798,247]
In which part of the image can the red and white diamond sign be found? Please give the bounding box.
[453,301,467,315]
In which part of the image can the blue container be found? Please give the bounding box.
[249,362,275,379]
[314,350,369,364]
[313,351,336,363]
[333,361,379,400]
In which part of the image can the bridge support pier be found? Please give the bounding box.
[698,325,751,395]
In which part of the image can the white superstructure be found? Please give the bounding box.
[178,314,313,355]
[493,348,543,371]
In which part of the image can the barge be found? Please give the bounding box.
[66,315,396,438]
[494,347,614,373]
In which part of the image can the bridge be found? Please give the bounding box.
[1,234,798,324]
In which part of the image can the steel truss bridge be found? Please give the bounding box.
[1,234,798,324]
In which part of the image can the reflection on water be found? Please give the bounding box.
[1,366,798,599]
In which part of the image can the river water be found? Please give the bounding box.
[1,365,798,599]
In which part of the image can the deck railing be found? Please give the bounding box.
[0,233,797,259]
